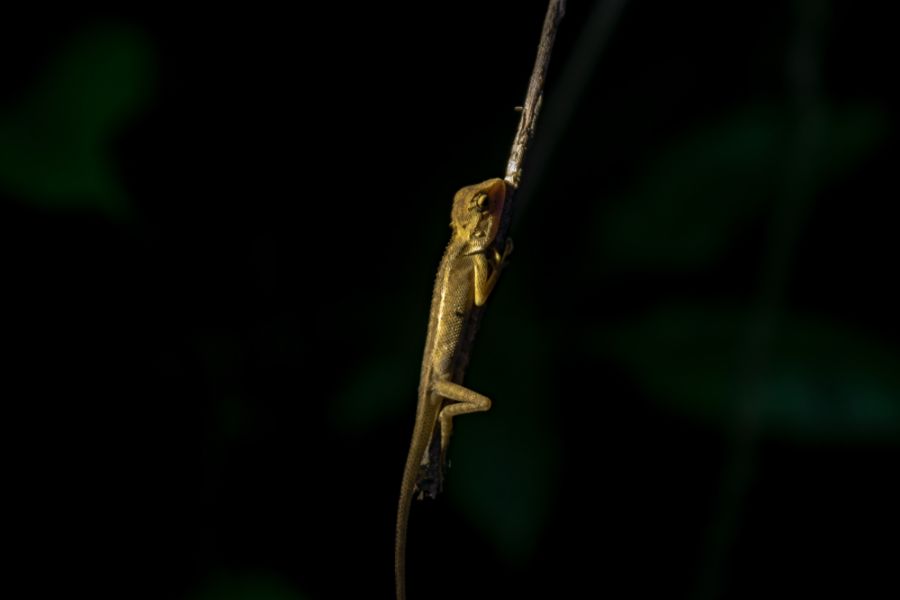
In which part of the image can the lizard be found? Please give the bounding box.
[395,177,513,600]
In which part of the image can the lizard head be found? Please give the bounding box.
[450,178,507,252]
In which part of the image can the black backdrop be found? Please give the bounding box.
[2,2,898,598]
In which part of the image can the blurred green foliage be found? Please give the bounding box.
[601,305,900,440]
[0,23,153,218]
[334,352,417,431]
[450,301,558,563]
[598,104,887,270]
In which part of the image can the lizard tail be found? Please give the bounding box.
[395,440,420,600]
[397,402,441,600]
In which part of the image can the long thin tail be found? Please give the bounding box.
[395,439,421,600]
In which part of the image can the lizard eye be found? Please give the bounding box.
[475,193,490,211]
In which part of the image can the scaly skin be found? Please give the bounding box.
[395,178,512,600]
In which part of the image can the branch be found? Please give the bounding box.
[504,0,567,192]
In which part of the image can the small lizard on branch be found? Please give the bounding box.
[395,2,565,598]
[395,179,512,600]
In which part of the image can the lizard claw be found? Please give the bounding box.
[494,237,514,265]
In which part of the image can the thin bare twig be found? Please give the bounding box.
[505,0,567,191]
[520,0,627,210]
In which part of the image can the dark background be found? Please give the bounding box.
[2,1,898,598]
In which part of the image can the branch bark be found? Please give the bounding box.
[491,0,566,252]
[504,0,566,192]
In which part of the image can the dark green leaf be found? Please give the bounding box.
[599,104,888,270]
[601,305,900,441]
[0,24,154,218]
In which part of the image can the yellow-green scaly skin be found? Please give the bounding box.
[395,178,512,600]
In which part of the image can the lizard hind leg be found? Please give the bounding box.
[431,380,492,459]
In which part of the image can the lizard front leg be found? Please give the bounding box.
[472,238,513,306]
[432,380,492,459]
